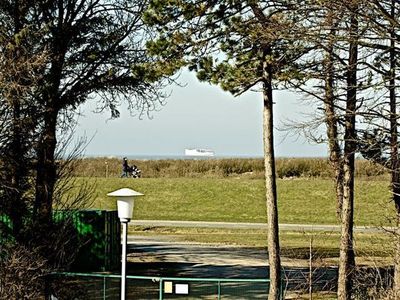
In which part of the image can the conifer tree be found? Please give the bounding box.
[145,1,308,297]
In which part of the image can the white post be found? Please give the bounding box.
[121,221,128,300]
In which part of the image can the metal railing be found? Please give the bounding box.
[47,272,283,299]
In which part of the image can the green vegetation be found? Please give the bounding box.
[76,177,394,226]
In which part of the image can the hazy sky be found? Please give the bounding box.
[74,70,327,158]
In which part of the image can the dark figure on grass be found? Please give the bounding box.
[122,157,129,177]
[121,157,141,178]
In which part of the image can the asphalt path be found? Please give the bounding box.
[126,235,339,291]
[123,220,389,293]
[131,219,395,233]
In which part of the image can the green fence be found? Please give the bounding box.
[0,214,12,244]
[47,272,283,299]
[1,210,120,272]
[55,210,120,272]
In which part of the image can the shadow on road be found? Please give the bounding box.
[126,241,338,292]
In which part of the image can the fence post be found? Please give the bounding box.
[217,281,221,300]
[103,276,106,300]
[44,275,50,300]
[159,278,163,300]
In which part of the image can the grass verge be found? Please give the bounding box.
[70,177,395,226]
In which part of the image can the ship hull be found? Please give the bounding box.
[184,149,215,157]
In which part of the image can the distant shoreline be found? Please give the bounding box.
[81,154,330,160]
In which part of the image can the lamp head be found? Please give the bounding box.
[107,188,144,221]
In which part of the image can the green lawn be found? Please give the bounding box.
[66,177,395,268]
[71,177,395,226]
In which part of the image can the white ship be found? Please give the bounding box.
[185,148,215,157]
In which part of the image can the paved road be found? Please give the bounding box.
[126,235,338,291]
[122,221,387,294]
[128,235,268,266]
[131,219,395,233]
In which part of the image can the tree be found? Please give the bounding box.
[322,4,344,221]
[144,1,308,298]
[285,1,367,298]
[16,0,165,225]
[0,1,165,296]
[306,2,361,298]
[286,1,346,220]
[337,3,359,298]
[0,0,46,238]
[356,0,400,296]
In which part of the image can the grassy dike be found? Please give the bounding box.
[80,177,394,226]
[63,177,396,259]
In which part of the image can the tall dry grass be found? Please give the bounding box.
[71,157,388,179]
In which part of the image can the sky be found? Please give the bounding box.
[73,70,328,158]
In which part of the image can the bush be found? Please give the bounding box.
[355,159,387,177]
[0,243,49,299]
[71,157,390,179]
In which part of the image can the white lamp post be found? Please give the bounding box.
[107,188,144,300]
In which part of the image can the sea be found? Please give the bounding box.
[82,154,328,160]
[83,154,264,160]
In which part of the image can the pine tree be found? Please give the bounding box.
[145,1,308,297]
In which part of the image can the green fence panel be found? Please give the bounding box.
[0,214,12,228]
[54,210,121,272]
[1,210,120,272]
[0,214,14,244]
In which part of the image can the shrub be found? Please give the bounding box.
[0,243,49,299]
[71,157,390,179]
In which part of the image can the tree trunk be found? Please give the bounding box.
[338,155,356,300]
[8,0,25,237]
[396,235,400,300]
[337,5,358,299]
[323,9,344,221]
[34,106,58,224]
[9,96,24,236]
[33,21,65,225]
[388,1,400,297]
[263,58,281,300]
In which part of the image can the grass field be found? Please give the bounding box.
[76,177,395,226]
[64,176,397,261]
[62,175,398,279]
